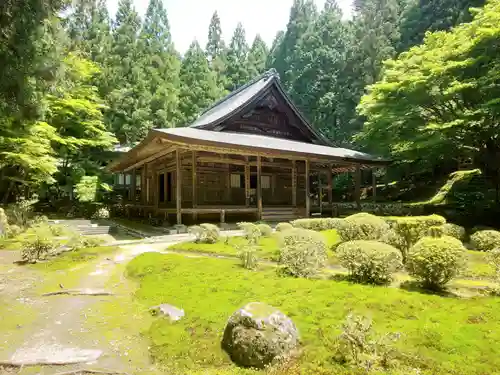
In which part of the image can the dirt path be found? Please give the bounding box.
[0,241,179,375]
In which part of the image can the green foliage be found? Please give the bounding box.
[91,206,110,219]
[256,223,272,237]
[332,314,401,371]
[277,228,327,278]
[70,234,105,249]
[0,208,10,238]
[383,215,447,262]
[275,222,293,232]
[291,217,345,231]
[236,222,261,245]
[5,199,37,227]
[198,223,220,244]
[20,225,57,262]
[337,240,403,285]
[427,225,444,238]
[237,245,258,270]
[488,248,500,282]
[357,1,500,179]
[407,236,466,290]
[470,230,500,252]
[337,213,389,242]
[424,169,482,206]
[224,22,251,91]
[247,35,269,78]
[441,223,466,241]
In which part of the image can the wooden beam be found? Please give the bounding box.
[292,160,297,206]
[305,160,310,217]
[328,167,333,204]
[192,151,197,221]
[257,155,262,220]
[245,158,250,207]
[372,169,377,203]
[130,170,136,202]
[176,149,182,225]
[355,165,361,210]
[123,145,175,172]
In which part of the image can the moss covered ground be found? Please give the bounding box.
[167,229,341,262]
[126,252,500,375]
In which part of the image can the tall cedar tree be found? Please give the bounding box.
[225,22,250,91]
[178,41,225,126]
[106,0,151,145]
[139,0,181,128]
[205,11,227,91]
[270,0,318,89]
[266,31,285,69]
[247,34,269,78]
[398,0,486,51]
[290,0,351,143]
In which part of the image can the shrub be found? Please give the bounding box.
[6,199,36,227]
[291,218,345,231]
[277,228,327,278]
[7,224,22,237]
[426,225,444,238]
[237,222,261,245]
[383,215,447,263]
[336,241,403,285]
[256,223,272,237]
[442,223,466,241]
[470,230,500,251]
[406,236,466,290]
[275,222,293,232]
[21,226,57,262]
[70,234,105,249]
[238,245,258,270]
[0,208,10,238]
[92,207,110,219]
[489,248,500,282]
[337,213,389,242]
[198,223,220,244]
[332,314,401,371]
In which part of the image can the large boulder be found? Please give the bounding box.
[221,302,299,368]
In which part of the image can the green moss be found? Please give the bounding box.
[168,230,341,263]
[31,246,118,272]
[126,253,500,375]
[419,169,482,205]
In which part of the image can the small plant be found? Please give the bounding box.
[21,226,57,262]
[337,213,390,242]
[426,225,444,238]
[406,236,466,290]
[442,223,466,241]
[199,223,220,244]
[470,230,500,251]
[238,245,258,270]
[188,225,204,243]
[256,223,272,237]
[332,314,401,371]
[0,208,10,238]
[275,222,293,232]
[237,222,261,245]
[70,234,104,249]
[277,228,327,278]
[337,241,403,285]
[489,248,500,282]
[92,207,110,219]
[6,198,37,227]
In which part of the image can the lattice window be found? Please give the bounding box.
[230,174,241,188]
[261,175,271,189]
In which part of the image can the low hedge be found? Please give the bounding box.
[291,218,345,231]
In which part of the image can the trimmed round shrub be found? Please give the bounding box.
[199,223,220,244]
[237,222,261,245]
[291,218,345,231]
[278,228,327,278]
[426,225,444,238]
[275,222,293,232]
[257,223,272,237]
[337,213,390,242]
[406,236,466,290]
[470,230,500,251]
[337,240,403,285]
[441,223,466,241]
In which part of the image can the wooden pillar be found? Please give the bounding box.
[292,160,297,207]
[176,149,182,225]
[192,151,198,221]
[372,169,377,202]
[225,164,231,202]
[257,155,262,220]
[328,167,333,204]
[153,171,158,208]
[305,160,310,217]
[355,165,361,210]
[131,169,136,202]
[244,159,250,207]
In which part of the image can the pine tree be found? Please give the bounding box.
[178,41,225,125]
[205,11,227,91]
[139,0,180,128]
[270,0,318,88]
[225,22,250,91]
[398,0,486,51]
[106,0,151,144]
[247,34,269,78]
[266,30,285,69]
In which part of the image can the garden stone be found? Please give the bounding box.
[221,302,299,368]
[150,304,185,321]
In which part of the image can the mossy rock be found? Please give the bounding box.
[221,302,299,368]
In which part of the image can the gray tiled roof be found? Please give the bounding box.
[155,127,385,164]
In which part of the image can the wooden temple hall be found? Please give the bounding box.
[109,70,387,224]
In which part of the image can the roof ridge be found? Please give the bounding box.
[193,69,279,121]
